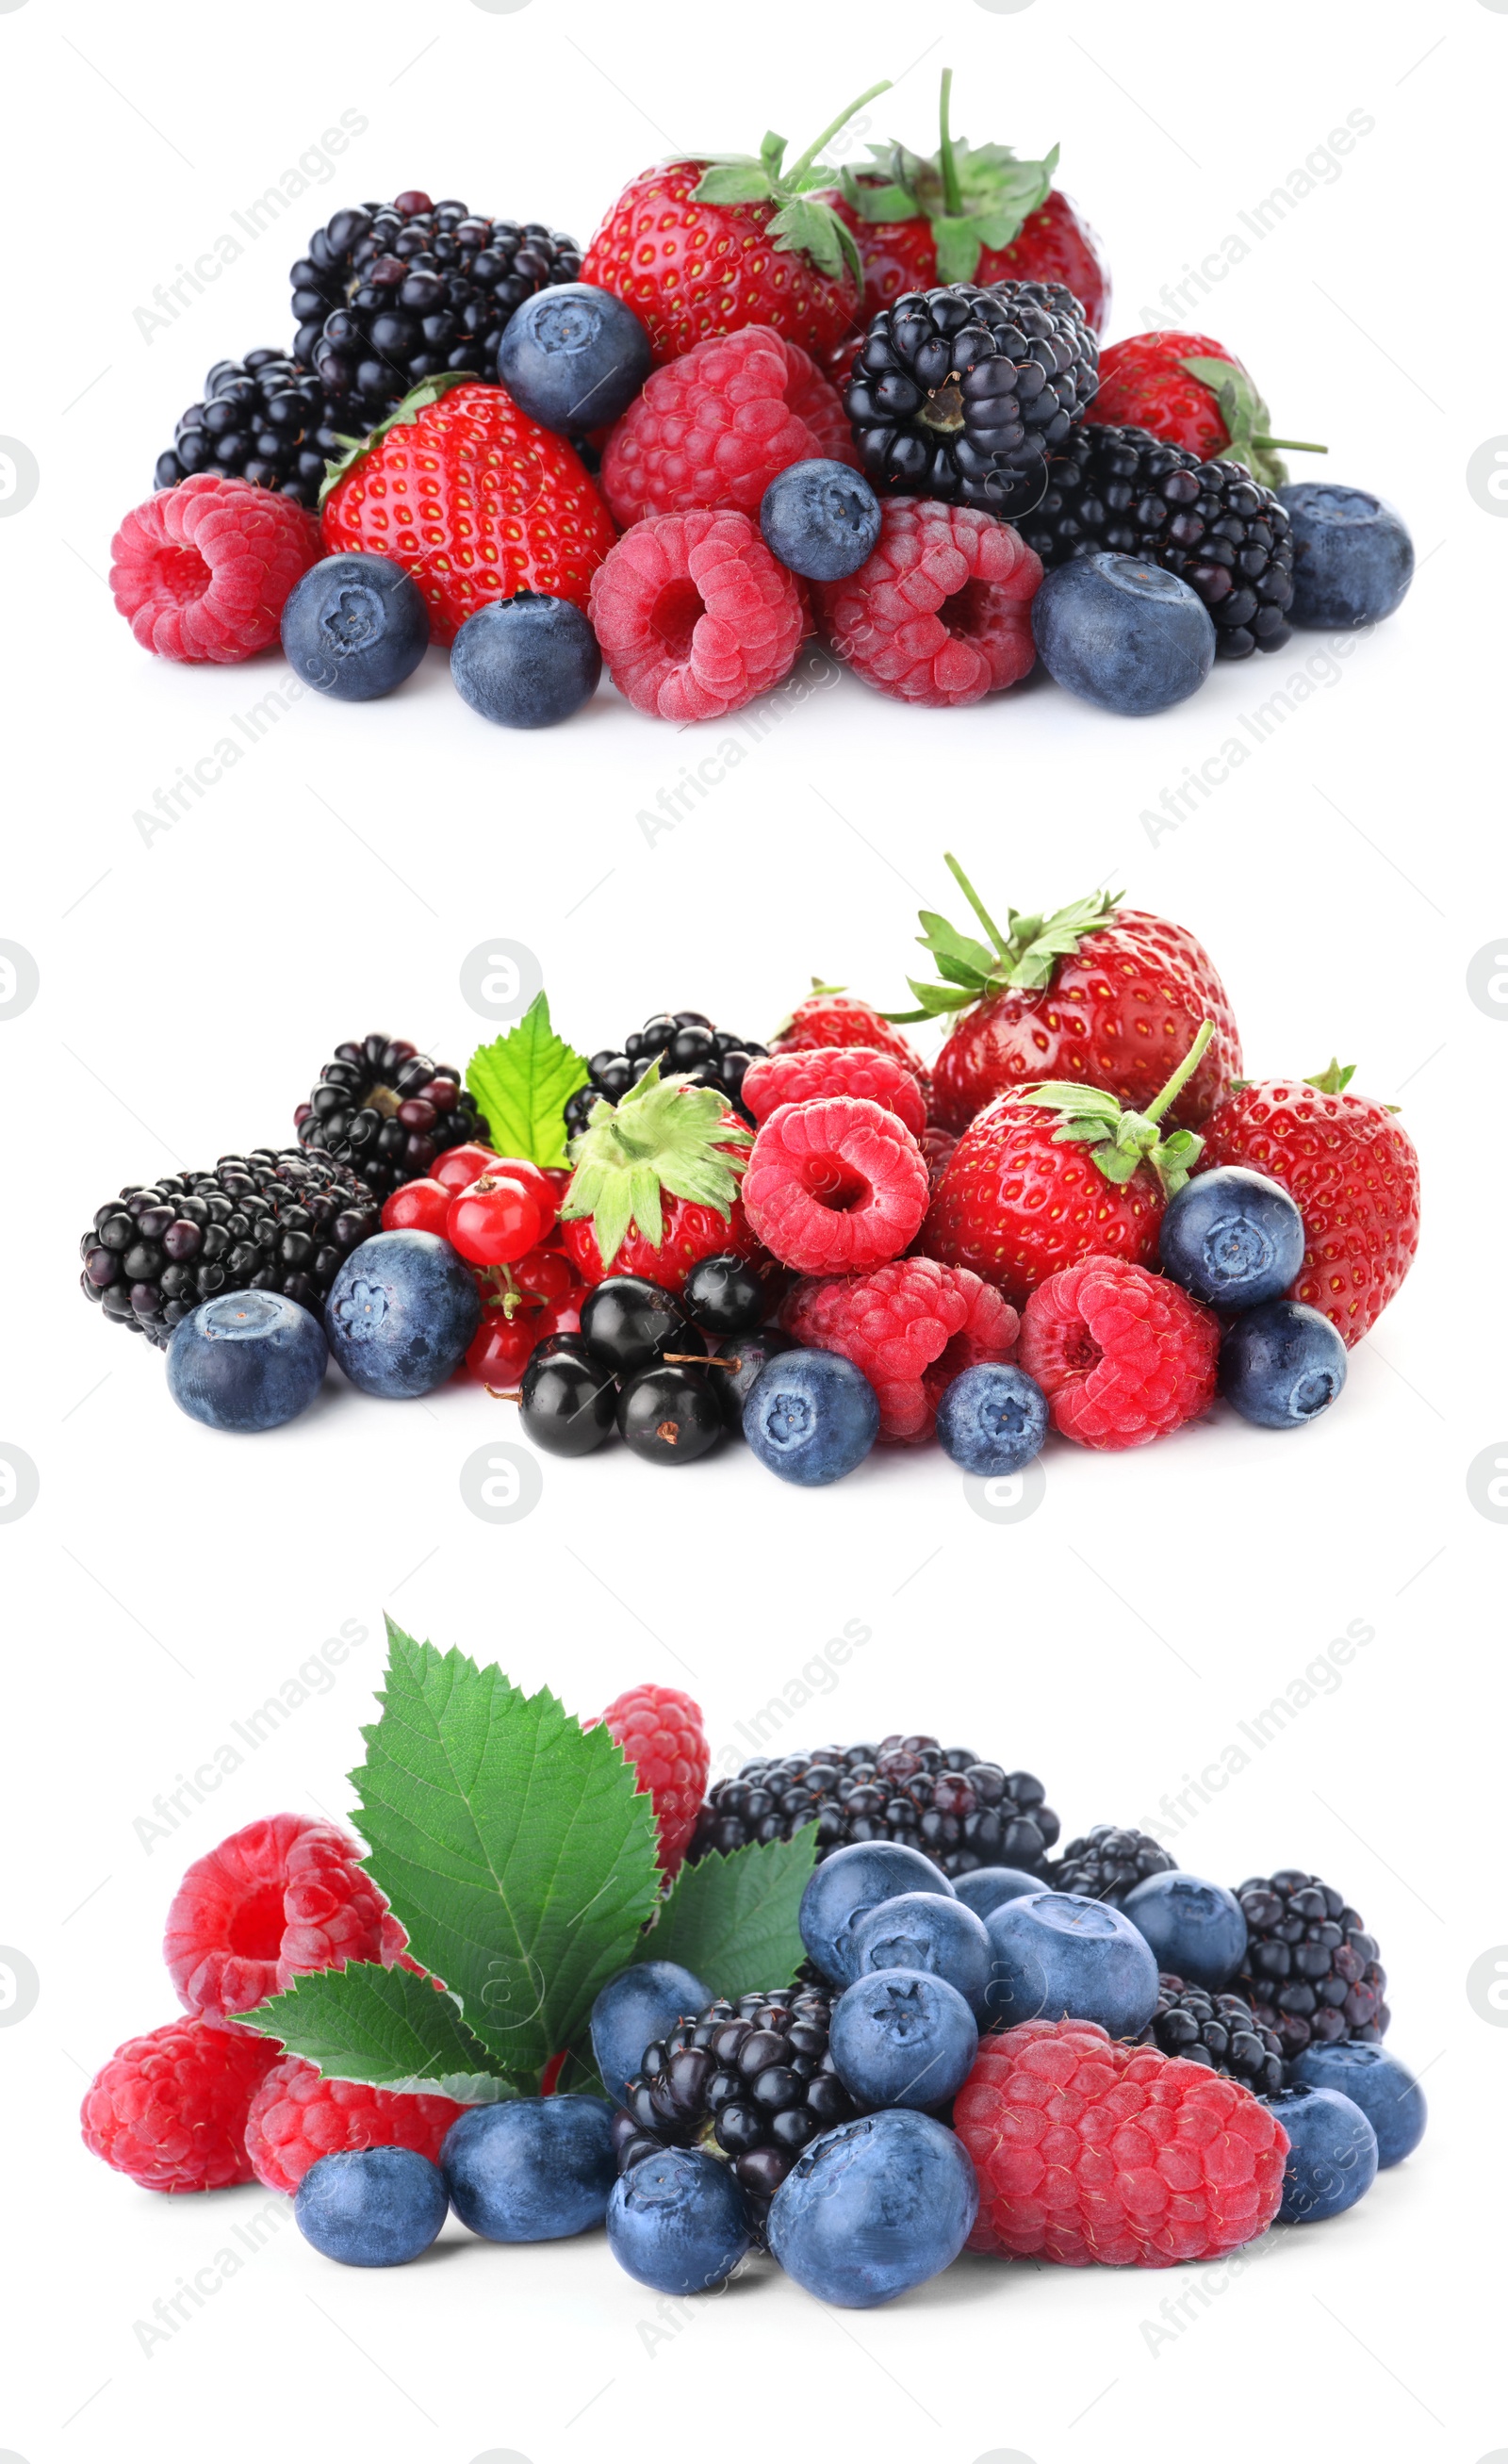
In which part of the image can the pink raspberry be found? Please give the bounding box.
[741,1046,926,1139]
[955,2019,1288,2267]
[590,1684,710,1877]
[599,325,856,528]
[742,1095,930,1274]
[814,497,1041,706]
[588,508,806,721]
[80,2016,279,2194]
[110,474,320,664]
[1019,1257,1219,1451]
[780,1256,1019,1443]
[243,2055,466,2195]
[163,1813,390,2028]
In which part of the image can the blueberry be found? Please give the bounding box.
[1159,1166,1305,1309]
[323,1229,480,1399]
[983,1890,1160,2034]
[1121,1871,1247,1992]
[166,1289,327,1433]
[707,1325,794,1431]
[1278,484,1414,629]
[280,552,430,700]
[800,1839,956,1989]
[616,1361,723,1464]
[495,283,652,434]
[681,1250,769,1338]
[951,1865,1046,1921]
[829,1968,979,2112]
[849,1893,994,2018]
[1220,1298,1347,1430]
[1031,552,1217,715]
[294,2146,448,2266]
[519,1347,618,1456]
[1264,2083,1378,2223]
[579,1275,692,1376]
[759,458,882,582]
[441,2095,617,2242]
[744,1347,879,1486]
[1288,2042,1426,2169]
[605,2146,754,2294]
[935,1362,1047,1475]
[767,2110,977,2308]
[451,591,601,729]
[590,1959,712,2108]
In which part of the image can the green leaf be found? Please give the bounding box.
[351,1621,663,2079]
[895,977,976,1017]
[842,170,920,222]
[651,1826,819,1998]
[915,910,995,987]
[239,1961,522,2100]
[466,992,589,1172]
[931,213,985,287]
[768,194,857,282]
[1305,1058,1356,1094]
[559,1059,749,1272]
[759,128,788,179]
[692,160,777,206]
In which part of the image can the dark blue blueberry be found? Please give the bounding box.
[1160,1166,1305,1309]
[441,2095,617,2242]
[280,553,429,700]
[850,1892,994,2018]
[495,283,652,434]
[606,2146,754,2294]
[952,1865,1045,1921]
[323,1229,480,1399]
[1031,551,1216,715]
[799,1839,955,1989]
[294,2146,448,2266]
[759,458,882,581]
[1278,484,1414,629]
[1220,1298,1347,1430]
[590,1959,712,2108]
[744,1347,879,1486]
[935,1361,1047,1475]
[767,2110,978,2308]
[166,1289,327,1433]
[1264,2083,1378,2222]
[983,1890,1159,2035]
[829,1968,979,2111]
[1288,2042,1426,2169]
[1121,1871,1247,1993]
[451,591,602,728]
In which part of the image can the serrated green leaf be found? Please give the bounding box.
[466,992,589,1172]
[239,1961,522,2100]
[651,1826,819,1998]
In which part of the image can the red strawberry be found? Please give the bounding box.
[1086,331,1324,491]
[320,374,615,645]
[579,86,889,367]
[559,1061,762,1295]
[1198,1061,1420,1346]
[893,856,1241,1136]
[771,983,929,1083]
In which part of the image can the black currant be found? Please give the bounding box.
[580,1276,693,1376]
[682,1251,768,1338]
[616,1364,723,1465]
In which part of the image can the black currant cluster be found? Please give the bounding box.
[615,1987,854,2200]
[519,1262,788,1469]
[295,1033,492,1202]
[153,353,353,509]
[691,1742,1058,1880]
[564,1011,769,1143]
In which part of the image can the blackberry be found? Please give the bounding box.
[1231,1869,1389,2058]
[843,279,1098,517]
[153,353,355,510]
[79,1150,379,1349]
[616,1987,855,2200]
[1139,1975,1285,2097]
[563,1011,768,1143]
[1049,1825,1176,1903]
[295,1034,492,1201]
[688,1736,1058,1880]
[291,191,582,419]
[1016,421,1296,659]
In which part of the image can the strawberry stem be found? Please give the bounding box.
[1141,1020,1214,1125]
[943,850,1012,961]
[785,79,893,185]
[937,70,964,218]
[1255,435,1328,455]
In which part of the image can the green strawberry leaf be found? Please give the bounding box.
[840,168,920,222]
[560,1059,750,1271]
[931,212,987,286]
[651,1826,819,1999]
[914,910,996,987]
[1305,1058,1356,1093]
[239,1960,524,2099]
[693,159,779,205]
[769,193,859,283]
[466,992,589,1172]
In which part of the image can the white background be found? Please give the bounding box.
[2,1,1504,2458]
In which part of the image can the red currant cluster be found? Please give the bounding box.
[379,1143,586,1387]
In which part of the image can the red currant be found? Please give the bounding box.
[513,1246,573,1303]
[466,1310,538,1387]
[381,1177,452,1237]
[447,1175,547,1267]
[487,1158,560,1235]
[434,1142,502,1195]
[535,1289,585,1339]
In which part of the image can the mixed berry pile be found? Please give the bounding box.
[112,74,1413,726]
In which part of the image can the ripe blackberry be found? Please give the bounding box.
[843,278,1097,517]
[1231,1869,1388,2058]
[616,1986,854,2200]
[291,191,582,419]
[79,1151,379,1349]
[1015,421,1295,659]
[295,1034,492,1201]
[563,1011,769,1142]
[1049,1824,1176,1903]
[1139,1975,1285,2095]
[153,353,354,510]
[688,1736,1058,1880]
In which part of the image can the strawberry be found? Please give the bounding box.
[559,1061,762,1295]
[579,85,890,367]
[1198,1061,1420,1346]
[771,982,929,1083]
[319,374,615,646]
[1085,331,1324,491]
[892,856,1241,1136]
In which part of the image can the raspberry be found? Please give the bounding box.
[741,1046,926,1139]
[813,498,1041,707]
[243,2055,466,2195]
[955,2018,1288,2267]
[599,325,855,528]
[592,1684,711,1877]
[742,1095,930,1274]
[81,2016,279,2194]
[588,508,807,721]
[1019,1258,1219,1451]
[163,1813,390,2028]
[110,474,320,664]
[780,1256,1019,1444]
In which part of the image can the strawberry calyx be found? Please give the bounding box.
[886,852,1123,1021]
[841,67,1058,286]
[692,82,893,286]
[317,370,484,509]
[560,1060,752,1270]
[1177,354,1326,491]
[1303,1057,1355,1093]
[1020,1022,1214,1197]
